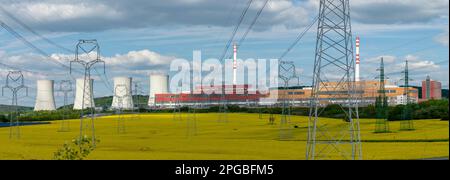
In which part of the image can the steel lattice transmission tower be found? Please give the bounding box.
[187,101,198,138]
[218,94,229,123]
[58,80,73,132]
[70,39,105,146]
[400,60,415,131]
[114,84,129,134]
[131,81,144,120]
[2,71,28,139]
[375,58,390,133]
[133,82,147,119]
[172,87,182,121]
[279,61,299,140]
[306,0,362,160]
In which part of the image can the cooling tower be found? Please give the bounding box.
[148,74,169,106]
[111,77,134,110]
[73,78,95,110]
[34,80,56,111]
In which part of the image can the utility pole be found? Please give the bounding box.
[2,71,28,139]
[306,0,362,160]
[70,39,105,146]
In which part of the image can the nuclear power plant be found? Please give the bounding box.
[25,37,433,111]
[73,78,95,110]
[111,77,133,110]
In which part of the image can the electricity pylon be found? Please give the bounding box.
[306,0,362,160]
[400,60,415,131]
[58,80,73,132]
[375,58,390,133]
[187,101,198,138]
[173,87,182,121]
[2,71,28,139]
[70,39,105,146]
[279,61,300,140]
[218,94,228,123]
[132,81,145,120]
[114,84,129,134]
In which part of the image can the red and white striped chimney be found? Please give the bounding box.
[233,43,237,85]
[355,36,360,82]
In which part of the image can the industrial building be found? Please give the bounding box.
[268,80,418,107]
[421,75,442,101]
[154,84,262,107]
[152,80,419,107]
[151,39,419,107]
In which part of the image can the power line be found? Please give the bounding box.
[0,6,74,53]
[278,16,318,61]
[0,61,66,76]
[0,20,74,72]
[370,33,441,56]
[236,0,270,49]
[0,14,113,94]
[218,0,254,62]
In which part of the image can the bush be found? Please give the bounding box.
[53,136,99,160]
[16,110,81,122]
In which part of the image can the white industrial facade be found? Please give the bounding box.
[34,80,56,111]
[148,74,169,106]
[73,78,95,110]
[111,77,134,110]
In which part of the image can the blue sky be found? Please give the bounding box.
[0,0,448,107]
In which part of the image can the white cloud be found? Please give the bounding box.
[105,50,177,67]
[404,55,440,69]
[1,49,179,79]
[17,3,122,22]
[434,28,449,46]
[365,55,397,64]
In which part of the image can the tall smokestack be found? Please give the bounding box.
[233,43,237,85]
[355,36,360,82]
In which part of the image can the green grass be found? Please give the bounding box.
[0,113,448,160]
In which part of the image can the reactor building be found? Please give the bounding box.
[34,80,56,111]
[73,78,95,110]
[111,77,134,110]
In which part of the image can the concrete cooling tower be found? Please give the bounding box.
[73,78,95,110]
[148,74,169,106]
[111,77,134,110]
[34,80,56,111]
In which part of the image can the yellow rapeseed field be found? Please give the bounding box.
[0,113,448,160]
